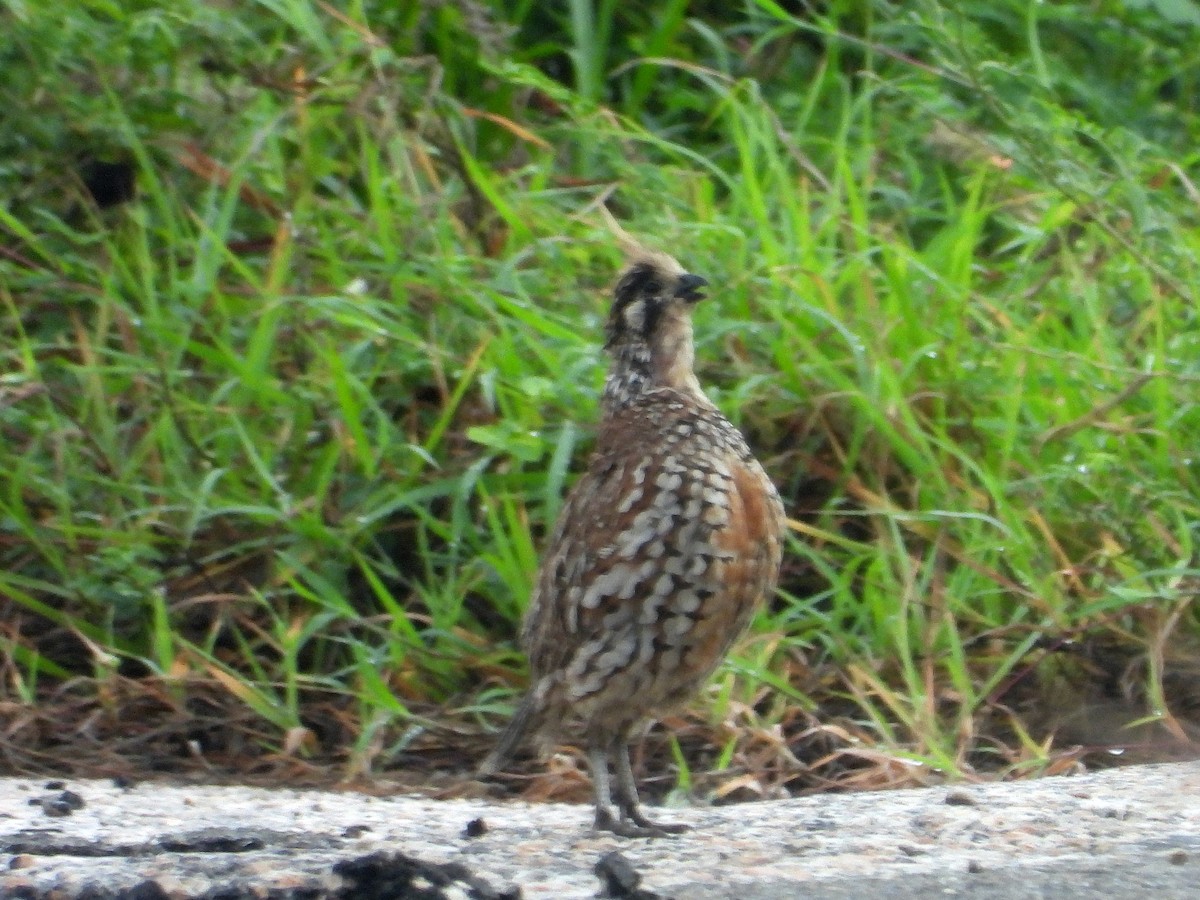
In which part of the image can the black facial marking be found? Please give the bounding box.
[606,260,706,348]
[607,262,664,347]
[614,262,661,306]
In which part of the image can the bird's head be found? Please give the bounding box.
[601,250,710,408]
[605,252,708,350]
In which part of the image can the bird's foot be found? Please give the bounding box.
[594,806,688,839]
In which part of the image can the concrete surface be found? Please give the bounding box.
[1,761,1197,898]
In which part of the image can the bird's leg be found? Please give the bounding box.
[588,739,680,838]
[612,737,687,835]
[588,743,621,833]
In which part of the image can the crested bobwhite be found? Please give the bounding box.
[480,249,785,837]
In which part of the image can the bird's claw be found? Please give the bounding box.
[594,806,688,839]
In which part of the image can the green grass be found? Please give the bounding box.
[1,0,1198,790]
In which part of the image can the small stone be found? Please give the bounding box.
[945,790,976,807]
[126,881,171,900]
[595,851,641,894]
[1169,849,1188,865]
[967,860,984,874]
[58,790,85,810]
[464,817,489,838]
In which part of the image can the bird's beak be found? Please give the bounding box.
[675,273,708,303]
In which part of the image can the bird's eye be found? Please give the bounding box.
[615,263,659,304]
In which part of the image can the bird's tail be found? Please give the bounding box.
[477,693,539,777]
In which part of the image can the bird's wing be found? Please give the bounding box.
[521,393,738,677]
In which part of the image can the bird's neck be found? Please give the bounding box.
[600,337,707,414]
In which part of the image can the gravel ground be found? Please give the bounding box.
[1,761,1197,898]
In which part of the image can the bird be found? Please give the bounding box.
[478,247,785,837]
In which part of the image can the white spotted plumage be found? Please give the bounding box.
[479,249,785,838]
